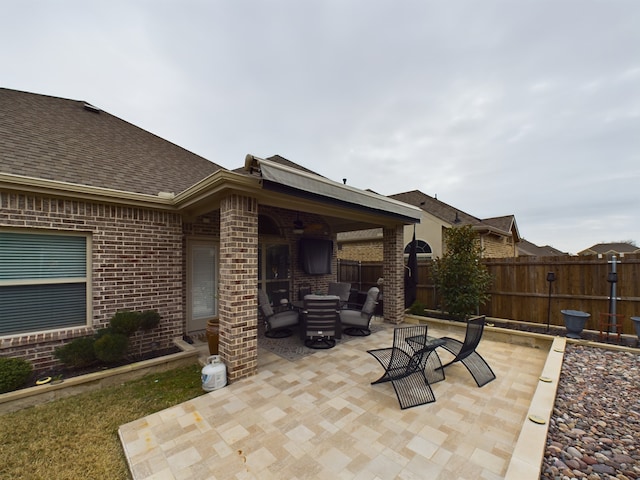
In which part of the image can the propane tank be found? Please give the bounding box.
[201,355,227,392]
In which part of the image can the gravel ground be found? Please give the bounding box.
[541,344,640,479]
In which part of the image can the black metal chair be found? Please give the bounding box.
[300,295,341,349]
[367,325,445,409]
[435,315,496,387]
[328,282,351,308]
[340,286,380,336]
[258,289,299,338]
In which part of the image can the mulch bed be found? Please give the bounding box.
[21,346,181,391]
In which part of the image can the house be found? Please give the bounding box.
[577,242,639,256]
[0,88,421,381]
[338,190,521,261]
[517,238,566,257]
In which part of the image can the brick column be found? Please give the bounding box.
[219,194,258,381]
[383,225,405,324]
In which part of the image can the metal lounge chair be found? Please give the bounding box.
[340,286,379,336]
[327,282,351,308]
[300,295,341,349]
[258,289,299,338]
[367,325,445,409]
[435,315,496,387]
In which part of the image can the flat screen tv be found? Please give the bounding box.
[299,238,333,275]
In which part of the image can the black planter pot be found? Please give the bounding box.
[631,317,640,345]
[561,309,590,339]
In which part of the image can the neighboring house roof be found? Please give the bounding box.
[0,88,224,196]
[517,239,566,256]
[390,190,520,241]
[390,190,479,226]
[577,242,639,256]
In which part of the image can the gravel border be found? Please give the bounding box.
[541,344,640,479]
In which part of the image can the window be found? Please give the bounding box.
[0,230,90,336]
[404,239,432,259]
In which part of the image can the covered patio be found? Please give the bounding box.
[119,319,550,479]
[183,154,422,383]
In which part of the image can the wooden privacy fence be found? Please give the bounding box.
[338,254,640,335]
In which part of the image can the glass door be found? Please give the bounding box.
[258,243,290,307]
[187,240,217,333]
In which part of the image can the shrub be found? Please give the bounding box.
[109,310,141,336]
[138,310,161,331]
[0,357,33,393]
[433,225,492,320]
[93,333,129,363]
[408,301,427,316]
[54,337,97,368]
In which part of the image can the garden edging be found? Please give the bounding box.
[0,338,200,415]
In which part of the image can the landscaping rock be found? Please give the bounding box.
[541,345,640,480]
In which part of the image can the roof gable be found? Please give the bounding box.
[0,88,224,196]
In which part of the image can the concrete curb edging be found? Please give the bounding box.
[504,336,566,479]
[0,338,200,415]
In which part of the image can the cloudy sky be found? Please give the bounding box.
[2,1,639,254]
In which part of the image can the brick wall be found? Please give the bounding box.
[480,234,515,258]
[382,226,405,324]
[0,191,183,373]
[219,194,258,382]
[337,241,383,262]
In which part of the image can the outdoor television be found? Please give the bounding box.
[299,238,333,275]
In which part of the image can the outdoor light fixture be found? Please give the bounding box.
[546,272,556,332]
[292,212,305,234]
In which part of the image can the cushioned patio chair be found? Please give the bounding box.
[327,282,351,308]
[367,325,445,409]
[258,289,299,338]
[435,315,496,387]
[300,294,341,349]
[340,286,379,336]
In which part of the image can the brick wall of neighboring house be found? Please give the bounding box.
[480,235,515,258]
[337,241,383,262]
[0,191,183,372]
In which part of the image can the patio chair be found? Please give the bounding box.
[300,294,341,349]
[435,315,496,387]
[367,325,445,409]
[327,282,351,308]
[258,289,299,338]
[340,286,379,336]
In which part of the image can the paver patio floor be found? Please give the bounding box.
[119,320,548,479]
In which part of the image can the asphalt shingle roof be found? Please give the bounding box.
[0,88,224,196]
[389,190,480,226]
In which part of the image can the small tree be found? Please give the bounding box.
[433,225,492,320]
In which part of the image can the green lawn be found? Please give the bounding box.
[0,363,204,480]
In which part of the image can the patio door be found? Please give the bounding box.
[187,239,218,333]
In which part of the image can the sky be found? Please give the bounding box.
[2,1,639,254]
